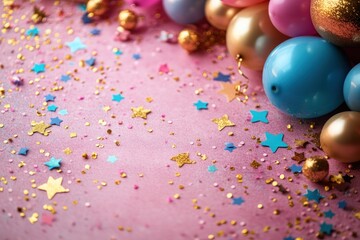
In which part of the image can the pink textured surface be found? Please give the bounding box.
[1,1,359,240]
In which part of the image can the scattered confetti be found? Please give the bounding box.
[224,142,237,152]
[31,63,45,74]
[170,153,194,168]
[304,189,324,203]
[232,197,244,205]
[212,114,235,131]
[250,110,269,124]
[131,106,151,119]
[66,37,86,53]
[207,165,218,173]
[213,72,231,82]
[44,157,62,170]
[193,100,208,110]
[37,177,69,200]
[112,94,124,102]
[18,147,29,156]
[261,132,288,153]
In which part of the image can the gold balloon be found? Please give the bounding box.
[320,111,360,163]
[178,29,200,52]
[226,2,288,71]
[205,0,241,30]
[86,0,108,17]
[118,9,138,31]
[302,156,329,182]
[311,0,360,47]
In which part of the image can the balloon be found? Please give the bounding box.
[269,0,317,37]
[226,2,288,70]
[205,0,241,30]
[118,9,138,31]
[320,111,360,163]
[86,0,109,17]
[222,0,267,8]
[162,0,206,24]
[124,0,160,7]
[178,29,200,52]
[344,63,360,111]
[302,156,329,183]
[310,0,360,47]
[263,36,350,118]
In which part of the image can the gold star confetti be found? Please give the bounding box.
[171,153,194,167]
[250,160,261,169]
[131,106,151,119]
[38,176,69,199]
[294,139,309,148]
[291,152,306,163]
[212,114,235,131]
[329,174,345,185]
[218,81,241,102]
[28,121,51,136]
[63,147,72,155]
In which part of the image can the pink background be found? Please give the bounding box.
[1,1,359,240]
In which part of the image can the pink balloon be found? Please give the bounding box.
[124,0,161,7]
[222,0,267,8]
[269,0,317,37]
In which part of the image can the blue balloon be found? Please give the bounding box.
[263,36,350,118]
[344,63,360,111]
[163,0,206,24]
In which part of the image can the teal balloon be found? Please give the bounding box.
[163,0,206,24]
[344,63,360,111]
[263,36,350,118]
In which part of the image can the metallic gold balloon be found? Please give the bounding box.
[311,0,360,47]
[178,29,200,52]
[226,2,288,71]
[118,9,138,31]
[205,0,241,30]
[320,111,360,163]
[86,0,108,17]
[302,156,329,182]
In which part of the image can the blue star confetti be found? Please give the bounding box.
[283,236,295,240]
[320,222,333,235]
[214,72,230,82]
[44,157,62,170]
[47,105,58,112]
[44,94,56,102]
[85,57,95,66]
[208,165,218,173]
[90,28,101,35]
[261,132,288,153]
[114,49,123,56]
[18,147,29,156]
[324,210,335,219]
[224,142,237,152]
[289,164,302,173]
[26,27,39,37]
[31,63,45,74]
[58,109,68,116]
[132,53,141,60]
[60,74,71,82]
[304,189,324,203]
[107,155,118,164]
[193,100,208,110]
[232,197,244,205]
[66,37,86,53]
[81,12,93,24]
[250,110,269,124]
[112,94,124,102]
[338,200,347,209]
[50,117,63,126]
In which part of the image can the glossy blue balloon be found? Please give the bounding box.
[263,36,350,118]
[344,63,360,111]
[163,0,206,24]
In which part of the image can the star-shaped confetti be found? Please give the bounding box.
[85,57,95,66]
[131,106,151,119]
[28,121,51,136]
[289,164,302,173]
[250,110,269,124]
[212,114,235,131]
[217,81,240,102]
[232,197,244,205]
[159,64,170,74]
[294,139,309,148]
[113,49,123,55]
[90,28,101,35]
[283,237,295,240]
[208,165,218,173]
[261,132,288,153]
[193,100,208,110]
[338,200,347,209]
[18,147,29,156]
[66,37,86,53]
[44,157,61,170]
[60,74,71,82]
[112,94,124,102]
[214,72,231,82]
[26,27,39,37]
[320,222,333,235]
[304,189,324,203]
[37,176,68,200]
[330,174,345,185]
[31,63,45,74]
[324,210,335,219]
[170,153,194,168]
[224,142,237,152]
[44,94,55,102]
[291,152,306,163]
[50,117,63,126]
[107,155,118,163]
[58,109,68,116]
[47,105,58,112]
[41,213,55,226]
[132,53,141,60]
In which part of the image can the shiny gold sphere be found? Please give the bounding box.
[205,0,241,30]
[311,0,360,47]
[178,29,200,52]
[320,111,360,163]
[86,0,109,17]
[118,9,138,31]
[226,2,288,71]
[302,156,329,183]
